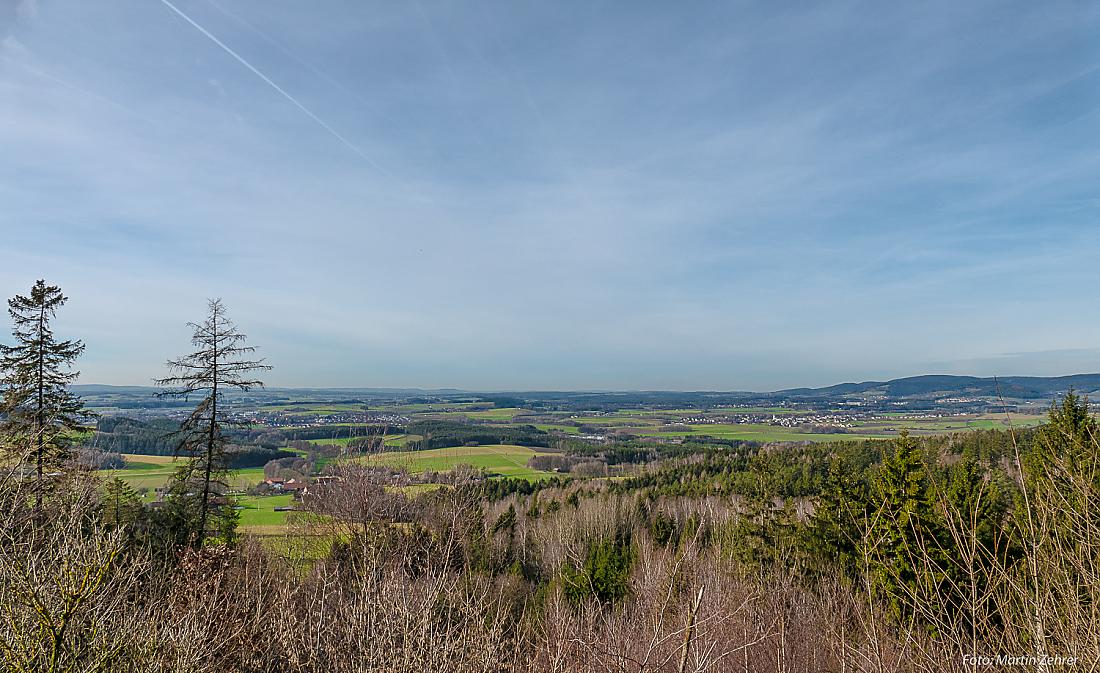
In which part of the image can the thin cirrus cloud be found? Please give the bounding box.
[0,0,1099,391]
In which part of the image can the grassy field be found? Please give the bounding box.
[460,407,528,421]
[303,434,404,446]
[300,433,420,448]
[237,494,294,529]
[358,445,555,481]
[371,402,485,414]
[98,461,295,533]
[103,455,266,493]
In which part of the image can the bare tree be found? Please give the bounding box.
[156,299,271,546]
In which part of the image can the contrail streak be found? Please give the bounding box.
[157,0,389,175]
[203,0,399,125]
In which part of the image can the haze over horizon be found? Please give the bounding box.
[3,0,1100,390]
[66,369,1100,396]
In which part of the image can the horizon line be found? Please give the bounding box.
[70,371,1100,396]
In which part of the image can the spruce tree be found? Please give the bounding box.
[937,455,1011,633]
[156,299,270,546]
[730,451,796,570]
[870,430,946,625]
[0,280,91,511]
[102,476,143,529]
[1022,391,1100,608]
[1027,390,1098,505]
[805,456,869,578]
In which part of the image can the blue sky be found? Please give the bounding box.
[1,0,1099,390]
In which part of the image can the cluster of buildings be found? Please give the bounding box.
[260,476,309,494]
[675,413,857,429]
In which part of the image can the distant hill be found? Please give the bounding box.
[73,374,1100,406]
[778,374,1100,400]
[71,384,159,395]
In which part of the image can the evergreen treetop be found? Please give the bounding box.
[0,280,91,510]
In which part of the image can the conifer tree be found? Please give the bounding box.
[0,280,91,511]
[1027,390,1098,505]
[936,455,1011,633]
[492,503,517,536]
[941,457,1007,562]
[805,456,869,578]
[102,476,143,529]
[869,430,947,625]
[1021,390,1100,609]
[156,299,270,546]
[729,451,796,569]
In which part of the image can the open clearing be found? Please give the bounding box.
[237,494,294,529]
[457,407,529,421]
[103,454,265,493]
[302,434,410,446]
[100,461,297,535]
[357,444,555,480]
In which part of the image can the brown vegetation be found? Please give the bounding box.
[1,369,1097,673]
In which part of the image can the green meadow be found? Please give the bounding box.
[103,454,265,493]
[237,494,295,530]
[357,444,555,481]
[458,407,528,421]
[302,433,413,446]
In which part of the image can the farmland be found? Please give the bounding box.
[300,434,420,448]
[96,403,1048,496]
[92,389,1052,541]
[236,494,295,533]
[104,454,265,494]
[98,445,556,534]
[356,444,556,481]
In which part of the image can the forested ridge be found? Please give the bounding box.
[90,417,297,467]
[405,419,552,449]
